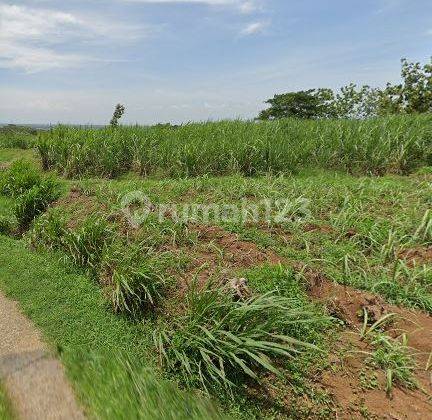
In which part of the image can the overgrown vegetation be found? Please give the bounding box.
[37,114,432,178]
[0,125,36,149]
[0,160,61,230]
[155,285,326,392]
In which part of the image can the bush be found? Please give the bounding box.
[101,243,166,314]
[155,287,326,392]
[61,217,114,271]
[0,160,42,197]
[0,216,15,235]
[29,210,67,249]
[0,125,36,149]
[14,177,61,229]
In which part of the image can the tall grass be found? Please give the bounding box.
[37,115,432,178]
[155,286,326,392]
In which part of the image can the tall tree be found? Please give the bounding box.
[257,89,336,120]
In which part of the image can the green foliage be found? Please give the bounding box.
[14,177,61,229]
[29,209,66,249]
[258,57,432,120]
[378,58,432,115]
[334,83,380,119]
[0,124,36,149]
[110,103,126,128]
[0,383,14,420]
[258,89,336,120]
[155,286,325,392]
[61,217,114,271]
[365,334,417,396]
[0,160,42,197]
[36,114,432,178]
[31,213,166,315]
[0,215,14,235]
[101,242,166,314]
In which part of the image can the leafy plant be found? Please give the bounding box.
[110,104,126,128]
[101,242,166,314]
[14,177,61,229]
[155,286,325,392]
[0,160,42,197]
[61,217,114,271]
[366,333,418,397]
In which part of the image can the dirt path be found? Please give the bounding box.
[0,292,85,420]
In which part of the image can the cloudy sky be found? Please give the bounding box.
[1,0,431,124]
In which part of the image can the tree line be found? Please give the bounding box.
[257,58,432,120]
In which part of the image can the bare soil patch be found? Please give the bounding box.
[177,224,283,293]
[399,246,432,267]
[303,272,432,419]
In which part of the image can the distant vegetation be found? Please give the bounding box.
[0,124,37,149]
[37,114,432,178]
[258,58,432,120]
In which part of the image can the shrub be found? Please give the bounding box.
[61,217,114,271]
[14,177,61,229]
[101,243,166,314]
[0,216,15,235]
[366,333,418,396]
[155,287,326,392]
[29,210,67,249]
[0,160,42,197]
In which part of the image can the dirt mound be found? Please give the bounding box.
[308,274,387,326]
[320,331,432,419]
[179,224,283,291]
[399,246,432,267]
[304,272,432,418]
[193,225,282,266]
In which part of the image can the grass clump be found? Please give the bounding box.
[365,333,418,396]
[101,242,167,315]
[155,285,325,393]
[14,177,61,229]
[0,383,14,420]
[31,212,167,315]
[0,160,42,197]
[0,160,61,230]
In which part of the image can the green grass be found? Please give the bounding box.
[0,384,14,420]
[0,148,37,164]
[0,235,222,419]
[38,115,432,178]
[74,169,432,314]
[1,144,432,418]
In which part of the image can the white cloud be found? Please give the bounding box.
[124,0,261,13]
[426,29,432,35]
[0,3,150,72]
[240,20,268,36]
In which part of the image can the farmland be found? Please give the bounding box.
[0,116,431,419]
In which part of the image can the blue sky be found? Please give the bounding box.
[1,0,431,124]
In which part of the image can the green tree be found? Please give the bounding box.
[257,89,337,120]
[378,58,432,115]
[110,104,126,128]
[334,83,380,119]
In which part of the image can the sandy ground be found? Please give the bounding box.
[0,291,85,419]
